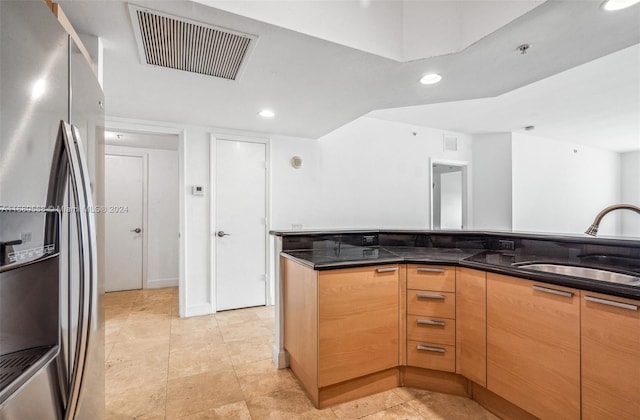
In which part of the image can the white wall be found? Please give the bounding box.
[621,151,640,237]
[511,133,621,236]
[269,135,322,230]
[309,117,472,229]
[472,133,513,230]
[270,117,472,230]
[146,148,179,286]
[105,142,179,288]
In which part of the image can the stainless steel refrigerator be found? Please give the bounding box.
[0,1,105,419]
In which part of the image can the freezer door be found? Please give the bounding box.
[0,1,68,207]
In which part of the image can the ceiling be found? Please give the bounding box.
[193,0,544,61]
[58,0,640,150]
[370,43,640,153]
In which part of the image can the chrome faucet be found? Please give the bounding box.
[585,204,640,236]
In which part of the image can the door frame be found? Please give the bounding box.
[210,133,271,313]
[104,119,186,315]
[429,158,469,230]
[104,148,148,289]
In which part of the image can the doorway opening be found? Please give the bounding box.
[430,159,469,230]
[104,130,180,292]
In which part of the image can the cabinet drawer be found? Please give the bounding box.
[407,265,455,292]
[407,340,455,372]
[407,315,455,345]
[407,290,455,319]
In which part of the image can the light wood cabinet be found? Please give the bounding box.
[283,257,319,404]
[581,290,640,419]
[318,265,399,387]
[406,265,456,373]
[487,273,580,420]
[285,257,639,416]
[455,267,486,387]
[284,259,400,406]
[407,265,455,291]
[407,315,455,345]
[407,290,455,319]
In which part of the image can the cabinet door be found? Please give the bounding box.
[487,273,580,420]
[318,265,399,387]
[581,291,640,419]
[455,268,486,387]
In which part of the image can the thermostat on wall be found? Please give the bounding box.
[192,186,204,196]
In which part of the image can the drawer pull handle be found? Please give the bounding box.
[584,295,638,311]
[416,293,445,300]
[417,345,445,353]
[417,268,445,273]
[532,285,573,298]
[417,319,446,326]
[376,267,399,273]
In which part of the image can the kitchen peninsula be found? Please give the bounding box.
[270,230,640,419]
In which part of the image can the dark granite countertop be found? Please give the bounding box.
[281,245,640,300]
[462,251,640,300]
[283,246,403,270]
[384,246,484,264]
[272,228,640,248]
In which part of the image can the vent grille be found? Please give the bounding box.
[131,6,256,80]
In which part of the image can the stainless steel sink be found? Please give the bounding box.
[514,263,640,286]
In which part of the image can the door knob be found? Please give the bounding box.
[217,230,230,237]
[131,228,142,234]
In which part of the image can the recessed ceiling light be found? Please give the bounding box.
[602,0,640,11]
[419,73,442,85]
[259,109,275,118]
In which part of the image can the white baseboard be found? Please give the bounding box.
[273,344,289,369]
[184,303,213,318]
[146,277,178,289]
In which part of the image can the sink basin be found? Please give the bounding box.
[514,263,640,286]
[578,255,640,270]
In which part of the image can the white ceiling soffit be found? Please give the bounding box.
[368,43,640,153]
[192,0,543,61]
[128,4,257,80]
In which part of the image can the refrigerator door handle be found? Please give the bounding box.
[46,121,95,420]
[63,124,96,420]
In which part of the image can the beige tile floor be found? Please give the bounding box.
[105,287,498,419]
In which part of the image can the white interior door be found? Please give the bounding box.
[215,139,267,311]
[105,154,144,291]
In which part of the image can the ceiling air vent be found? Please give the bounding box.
[129,5,257,81]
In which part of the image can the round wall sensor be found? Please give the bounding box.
[290,156,303,169]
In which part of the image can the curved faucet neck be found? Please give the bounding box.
[585,204,640,236]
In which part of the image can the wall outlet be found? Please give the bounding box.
[291,223,303,230]
[363,235,376,246]
[499,240,515,251]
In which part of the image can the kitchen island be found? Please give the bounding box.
[271,229,640,418]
